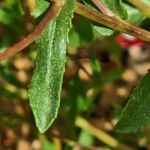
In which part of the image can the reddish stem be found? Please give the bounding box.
[91,0,115,17]
[0,0,62,61]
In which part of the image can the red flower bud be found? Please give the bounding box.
[116,33,145,49]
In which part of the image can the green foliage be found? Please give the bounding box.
[83,0,128,19]
[125,4,145,25]
[29,0,150,134]
[115,71,150,133]
[32,0,50,18]
[100,0,128,19]
[0,0,150,144]
[82,0,128,36]
[28,0,75,133]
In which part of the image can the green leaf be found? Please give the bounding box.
[82,0,127,36]
[82,0,128,19]
[125,4,145,25]
[32,0,50,18]
[29,0,75,133]
[115,71,150,133]
[100,0,128,19]
[93,25,114,36]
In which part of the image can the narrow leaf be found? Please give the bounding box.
[82,0,128,19]
[29,0,75,133]
[93,25,114,36]
[31,0,50,18]
[115,71,150,133]
[100,0,128,19]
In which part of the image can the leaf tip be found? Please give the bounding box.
[35,115,57,133]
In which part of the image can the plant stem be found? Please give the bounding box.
[0,0,63,61]
[75,2,150,42]
[1,1,150,61]
[128,0,150,16]
[76,116,133,150]
[91,0,115,17]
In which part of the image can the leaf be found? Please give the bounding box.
[31,0,50,18]
[82,0,128,19]
[81,0,122,36]
[100,0,128,19]
[93,25,114,36]
[115,71,150,133]
[29,0,75,133]
[125,4,145,25]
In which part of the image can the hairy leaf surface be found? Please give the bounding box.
[82,0,127,19]
[115,72,150,133]
[29,0,75,133]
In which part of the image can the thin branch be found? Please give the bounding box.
[0,0,64,61]
[91,0,115,17]
[128,0,150,16]
[39,134,101,150]
[75,2,150,42]
[1,1,150,61]
[76,117,133,150]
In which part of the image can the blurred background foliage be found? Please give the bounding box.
[0,0,150,149]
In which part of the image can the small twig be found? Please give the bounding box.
[1,1,150,61]
[76,116,133,150]
[128,0,150,16]
[39,134,101,150]
[75,2,150,42]
[0,0,64,61]
[91,0,115,17]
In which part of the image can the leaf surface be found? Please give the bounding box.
[31,0,50,18]
[82,0,127,19]
[100,0,127,19]
[29,0,75,133]
[115,71,150,133]
[82,0,128,36]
